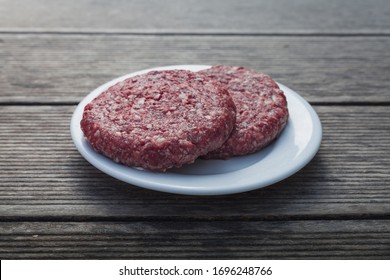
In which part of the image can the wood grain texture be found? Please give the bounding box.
[0,106,389,219]
[1,0,390,34]
[1,220,389,259]
[1,35,390,103]
[1,0,389,261]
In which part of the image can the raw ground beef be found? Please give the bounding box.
[199,65,289,159]
[80,70,236,171]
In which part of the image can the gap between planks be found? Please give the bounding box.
[2,214,390,223]
[1,29,390,37]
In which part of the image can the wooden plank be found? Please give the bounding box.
[0,0,389,34]
[1,34,390,103]
[0,106,389,219]
[0,220,389,259]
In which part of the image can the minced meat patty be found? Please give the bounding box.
[80,70,236,171]
[199,65,289,159]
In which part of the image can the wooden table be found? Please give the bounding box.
[1,0,389,259]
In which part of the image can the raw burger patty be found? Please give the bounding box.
[80,70,236,171]
[199,65,289,159]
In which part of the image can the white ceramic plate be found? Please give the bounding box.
[71,65,322,195]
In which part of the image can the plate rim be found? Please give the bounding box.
[70,65,322,195]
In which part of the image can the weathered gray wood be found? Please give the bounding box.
[1,0,388,262]
[1,35,390,103]
[1,220,389,259]
[1,0,390,34]
[0,106,389,219]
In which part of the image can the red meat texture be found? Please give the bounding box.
[199,65,289,159]
[81,70,236,171]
